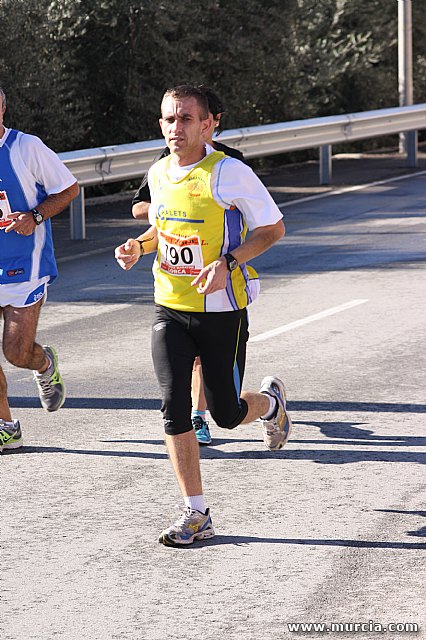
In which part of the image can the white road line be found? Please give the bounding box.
[250,299,368,343]
[276,168,426,209]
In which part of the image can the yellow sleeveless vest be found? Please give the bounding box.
[150,151,260,312]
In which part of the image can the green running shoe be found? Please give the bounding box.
[159,507,215,547]
[0,419,23,452]
[33,345,66,412]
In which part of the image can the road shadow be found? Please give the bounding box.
[290,400,426,413]
[376,509,426,538]
[252,231,426,277]
[186,535,426,550]
[8,397,426,413]
[5,409,425,465]
[8,396,162,410]
[292,420,426,447]
[7,445,169,460]
[6,413,425,464]
[7,442,426,465]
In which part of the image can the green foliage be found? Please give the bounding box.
[0,0,425,154]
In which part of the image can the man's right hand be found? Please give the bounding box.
[115,239,141,270]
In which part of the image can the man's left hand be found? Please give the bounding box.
[191,258,228,295]
[4,212,37,235]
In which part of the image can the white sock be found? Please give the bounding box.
[184,494,206,514]
[260,393,278,420]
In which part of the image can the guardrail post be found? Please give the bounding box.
[405,130,417,167]
[69,186,86,240]
[319,145,332,185]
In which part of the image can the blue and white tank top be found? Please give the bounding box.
[0,129,74,284]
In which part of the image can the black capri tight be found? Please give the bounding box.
[151,304,249,435]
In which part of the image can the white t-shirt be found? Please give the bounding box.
[0,127,76,284]
[148,143,283,229]
[0,127,77,203]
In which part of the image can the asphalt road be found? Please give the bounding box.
[2,162,426,640]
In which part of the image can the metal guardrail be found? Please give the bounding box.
[59,139,166,188]
[60,103,426,239]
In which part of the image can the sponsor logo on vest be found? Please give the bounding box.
[7,268,25,277]
[187,177,206,197]
[187,175,207,185]
[156,204,188,221]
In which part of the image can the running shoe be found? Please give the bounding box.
[33,345,66,412]
[159,507,215,547]
[260,375,292,450]
[192,415,212,446]
[0,419,23,452]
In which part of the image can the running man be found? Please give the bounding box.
[131,85,245,446]
[115,84,291,547]
[0,84,79,453]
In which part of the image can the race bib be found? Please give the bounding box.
[158,230,204,276]
[0,191,13,228]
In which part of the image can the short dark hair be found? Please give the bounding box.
[161,85,209,120]
[198,85,225,118]
[198,85,225,134]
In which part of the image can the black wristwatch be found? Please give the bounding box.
[224,252,239,272]
[32,208,44,225]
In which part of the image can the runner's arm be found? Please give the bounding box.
[131,177,151,220]
[5,182,80,235]
[131,147,169,220]
[115,226,158,271]
[192,219,284,295]
[229,219,285,265]
[132,201,150,220]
